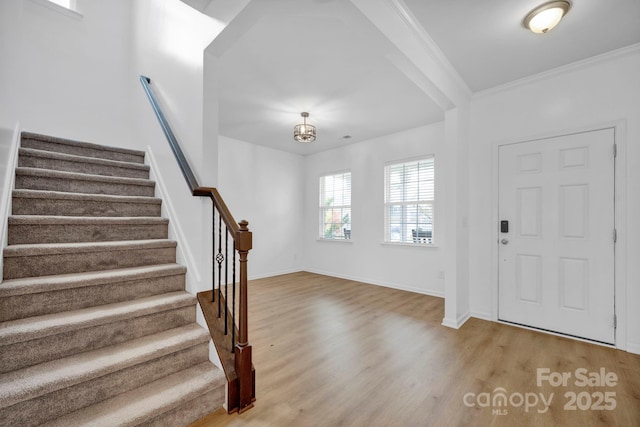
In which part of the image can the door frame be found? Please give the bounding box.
[489,120,627,350]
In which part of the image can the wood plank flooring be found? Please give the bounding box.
[190,272,640,427]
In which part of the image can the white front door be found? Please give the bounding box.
[498,128,616,344]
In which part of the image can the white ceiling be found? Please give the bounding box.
[403,0,640,92]
[205,0,640,155]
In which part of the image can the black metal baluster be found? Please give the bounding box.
[212,204,215,303]
[232,240,236,352]
[224,228,229,335]
[217,214,223,318]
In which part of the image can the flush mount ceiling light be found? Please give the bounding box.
[294,112,316,143]
[523,1,571,34]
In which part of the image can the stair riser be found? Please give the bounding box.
[15,174,155,197]
[12,195,162,217]
[0,344,209,427]
[0,306,196,373]
[8,222,168,245]
[3,246,177,279]
[141,388,225,427]
[0,273,185,322]
[21,138,145,164]
[19,154,149,179]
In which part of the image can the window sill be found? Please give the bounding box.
[28,0,83,20]
[317,238,353,243]
[381,242,439,248]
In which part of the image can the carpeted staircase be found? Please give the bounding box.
[0,132,225,426]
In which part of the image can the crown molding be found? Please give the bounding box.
[474,42,640,99]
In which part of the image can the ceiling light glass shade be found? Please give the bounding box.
[524,1,571,34]
[294,112,316,142]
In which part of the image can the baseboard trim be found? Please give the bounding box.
[441,312,471,329]
[470,311,492,321]
[626,342,640,355]
[303,268,445,298]
[249,268,304,281]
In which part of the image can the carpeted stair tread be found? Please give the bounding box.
[3,239,178,279]
[15,167,154,186]
[12,189,162,217]
[8,215,168,225]
[0,263,185,297]
[18,147,150,179]
[12,189,161,205]
[44,362,225,427]
[8,215,169,244]
[21,132,145,164]
[0,291,195,346]
[3,239,176,257]
[0,264,187,322]
[15,167,156,197]
[0,324,209,410]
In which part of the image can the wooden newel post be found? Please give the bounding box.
[235,220,254,412]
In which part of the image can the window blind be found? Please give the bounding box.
[385,157,434,244]
[319,172,352,239]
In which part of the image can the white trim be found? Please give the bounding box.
[470,311,492,321]
[380,241,438,249]
[316,238,353,243]
[384,0,472,100]
[442,312,470,329]
[145,145,201,284]
[491,121,627,350]
[474,43,640,99]
[626,342,640,356]
[497,320,616,350]
[612,122,628,352]
[304,267,445,299]
[0,123,22,283]
[248,268,304,281]
[27,0,83,19]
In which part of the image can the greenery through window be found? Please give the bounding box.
[384,157,434,244]
[319,171,351,239]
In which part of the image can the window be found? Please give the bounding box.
[319,171,351,239]
[32,0,81,18]
[385,157,434,244]
[47,0,75,9]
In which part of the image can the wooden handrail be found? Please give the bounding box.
[193,187,241,242]
[140,76,254,413]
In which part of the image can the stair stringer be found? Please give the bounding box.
[0,123,22,283]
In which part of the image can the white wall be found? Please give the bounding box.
[302,123,447,297]
[468,47,640,353]
[218,136,304,279]
[0,0,134,147]
[130,0,226,294]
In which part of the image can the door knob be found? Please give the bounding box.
[501,238,509,245]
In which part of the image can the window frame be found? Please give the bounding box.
[318,170,352,241]
[384,155,435,245]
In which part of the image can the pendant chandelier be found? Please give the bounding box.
[294,112,316,143]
